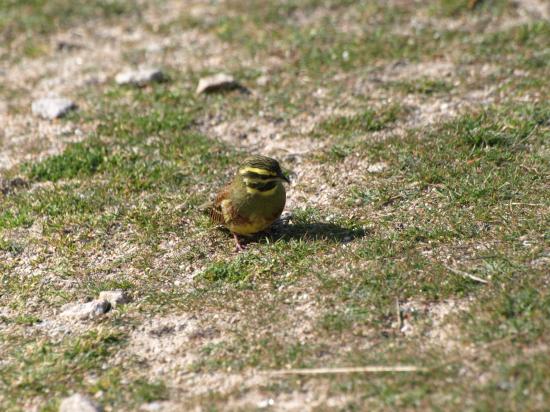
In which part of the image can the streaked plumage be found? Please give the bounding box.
[206,155,290,250]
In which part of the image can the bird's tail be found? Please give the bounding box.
[198,201,225,225]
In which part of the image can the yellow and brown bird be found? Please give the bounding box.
[206,155,290,250]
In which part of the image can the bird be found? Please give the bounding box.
[204,155,290,251]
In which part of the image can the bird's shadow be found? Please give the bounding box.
[250,219,368,244]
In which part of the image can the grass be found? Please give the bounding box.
[25,140,107,182]
[385,77,454,95]
[317,104,404,138]
[0,0,134,42]
[0,328,167,411]
[1,0,549,410]
[0,0,139,62]
[432,0,512,17]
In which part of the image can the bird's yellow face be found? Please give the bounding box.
[238,156,290,196]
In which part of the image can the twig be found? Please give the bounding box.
[509,203,545,207]
[520,164,540,174]
[265,333,522,377]
[444,265,489,284]
[463,255,500,261]
[396,298,403,330]
[263,366,426,376]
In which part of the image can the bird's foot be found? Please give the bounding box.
[233,233,246,252]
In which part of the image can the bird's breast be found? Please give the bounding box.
[229,182,286,235]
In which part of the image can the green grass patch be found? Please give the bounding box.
[0,328,168,411]
[0,238,24,254]
[472,21,550,66]
[25,140,106,182]
[385,77,454,95]
[0,330,124,401]
[0,0,135,43]
[173,1,463,75]
[0,205,33,229]
[318,104,404,138]
[432,0,512,17]
[201,256,256,285]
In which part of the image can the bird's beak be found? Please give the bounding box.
[279,172,290,184]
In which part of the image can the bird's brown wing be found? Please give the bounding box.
[210,185,252,228]
[209,186,229,225]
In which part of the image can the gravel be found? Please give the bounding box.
[59,394,101,412]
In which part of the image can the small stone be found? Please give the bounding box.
[0,177,28,195]
[196,73,240,94]
[256,75,270,86]
[56,40,83,52]
[31,97,76,119]
[367,162,388,173]
[280,211,293,223]
[140,402,163,411]
[115,68,166,86]
[145,43,163,53]
[98,290,129,308]
[258,398,275,408]
[60,300,111,321]
[59,394,101,412]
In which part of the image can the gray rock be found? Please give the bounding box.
[258,398,275,408]
[99,290,129,308]
[196,73,240,94]
[367,162,388,173]
[56,40,84,52]
[0,177,28,195]
[31,97,76,119]
[256,75,270,86]
[115,68,166,86]
[145,43,163,53]
[140,402,163,411]
[60,300,111,321]
[59,394,101,412]
[280,211,293,223]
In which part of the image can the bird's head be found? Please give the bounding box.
[238,155,290,184]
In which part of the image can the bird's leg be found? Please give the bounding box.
[232,232,245,252]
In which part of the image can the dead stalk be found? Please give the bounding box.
[444,265,489,284]
[263,366,427,375]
